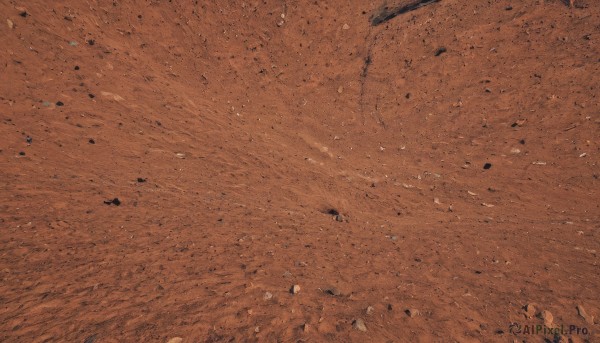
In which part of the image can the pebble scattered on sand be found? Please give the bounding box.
[540,310,553,326]
[167,338,183,343]
[366,306,374,315]
[290,284,300,294]
[263,292,273,300]
[352,318,367,332]
[405,308,420,318]
[525,303,536,318]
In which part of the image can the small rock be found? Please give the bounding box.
[510,148,521,154]
[525,304,536,318]
[483,163,492,170]
[18,151,25,156]
[576,305,594,324]
[56,101,64,106]
[89,139,95,144]
[366,306,374,315]
[540,310,553,326]
[263,292,273,300]
[74,65,80,70]
[167,338,183,343]
[7,19,14,29]
[69,41,78,46]
[352,318,367,332]
[254,326,260,333]
[324,287,341,296]
[104,198,121,206]
[19,11,28,18]
[137,177,146,183]
[301,323,309,332]
[295,261,308,267]
[176,153,186,159]
[26,136,32,144]
[342,23,350,30]
[337,86,344,94]
[87,39,95,45]
[290,284,300,294]
[434,47,447,56]
[335,214,345,222]
[405,308,419,318]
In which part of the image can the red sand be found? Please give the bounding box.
[1,1,598,342]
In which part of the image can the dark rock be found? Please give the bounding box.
[137,178,146,183]
[505,6,513,10]
[19,11,28,17]
[104,198,121,206]
[434,47,447,56]
[88,93,95,98]
[18,151,25,156]
[483,163,492,170]
[88,139,95,144]
[74,66,80,70]
[87,39,95,45]
[26,136,32,144]
[56,101,64,106]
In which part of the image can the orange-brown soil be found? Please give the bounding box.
[1,0,599,342]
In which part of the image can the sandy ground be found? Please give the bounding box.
[1,0,599,342]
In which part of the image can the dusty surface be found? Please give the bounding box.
[1,0,599,342]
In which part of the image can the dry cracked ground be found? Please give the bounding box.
[1,0,599,342]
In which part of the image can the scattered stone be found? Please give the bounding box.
[254,326,260,333]
[324,287,341,296]
[301,323,309,332]
[290,284,300,294]
[137,177,146,183]
[18,151,25,156]
[511,119,526,127]
[87,39,95,45]
[540,310,553,326]
[352,318,367,332]
[483,163,492,170]
[387,304,393,311]
[263,292,273,300]
[69,41,78,46]
[74,66,80,70]
[56,101,64,106]
[295,261,308,267]
[88,139,95,144]
[6,19,14,29]
[366,306,374,315]
[335,214,345,222]
[176,153,186,159]
[510,148,521,154]
[405,308,419,317]
[167,338,182,343]
[88,93,95,98]
[337,86,344,94]
[26,136,32,144]
[519,139,525,145]
[434,47,447,56]
[505,5,513,10]
[342,23,350,30]
[576,305,594,324]
[434,197,441,205]
[19,11,28,18]
[104,198,121,206]
[525,304,536,318]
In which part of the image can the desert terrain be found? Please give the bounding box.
[0,0,599,342]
